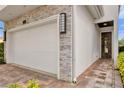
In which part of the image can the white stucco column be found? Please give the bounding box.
[113,18,119,64]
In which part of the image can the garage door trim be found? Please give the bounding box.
[6,14,60,79]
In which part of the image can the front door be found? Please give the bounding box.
[101,32,112,59]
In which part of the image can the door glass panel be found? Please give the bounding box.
[101,32,112,59]
[104,38,108,53]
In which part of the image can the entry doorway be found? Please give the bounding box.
[101,32,112,59]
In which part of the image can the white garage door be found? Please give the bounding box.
[7,20,58,75]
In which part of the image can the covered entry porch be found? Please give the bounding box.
[98,21,114,59]
[72,5,119,82]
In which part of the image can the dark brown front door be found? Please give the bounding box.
[101,32,112,59]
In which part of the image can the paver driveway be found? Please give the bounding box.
[0,59,123,88]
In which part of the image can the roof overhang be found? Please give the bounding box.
[86,5,104,19]
[0,5,7,11]
[0,5,41,21]
[94,5,119,23]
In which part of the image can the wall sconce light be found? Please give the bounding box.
[59,13,66,33]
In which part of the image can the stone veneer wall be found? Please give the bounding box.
[5,5,73,82]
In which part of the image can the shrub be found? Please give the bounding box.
[7,79,41,88]
[7,83,22,88]
[27,79,41,88]
[117,52,124,84]
[0,42,5,64]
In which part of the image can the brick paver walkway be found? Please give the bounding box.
[0,59,123,88]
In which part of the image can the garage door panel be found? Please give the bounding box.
[9,21,58,75]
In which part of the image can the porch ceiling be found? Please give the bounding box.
[0,5,41,21]
[86,5,104,19]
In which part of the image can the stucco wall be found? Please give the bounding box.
[73,6,100,79]
[5,5,73,81]
[113,18,119,64]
